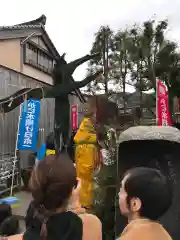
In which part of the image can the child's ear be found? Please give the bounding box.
[131,197,141,212]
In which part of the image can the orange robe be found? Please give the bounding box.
[74,117,99,208]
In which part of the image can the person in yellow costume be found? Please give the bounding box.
[74,96,119,209]
[74,116,99,209]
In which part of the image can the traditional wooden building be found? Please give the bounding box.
[0,15,61,155]
[0,14,86,151]
[0,15,84,192]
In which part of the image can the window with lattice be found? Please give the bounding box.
[24,42,54,75]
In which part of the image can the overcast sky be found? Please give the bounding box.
[1,0,180,90]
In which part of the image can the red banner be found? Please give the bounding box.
[71,105,78,130]
[157,80,171,126]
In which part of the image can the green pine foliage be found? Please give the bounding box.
[87,19,180,115]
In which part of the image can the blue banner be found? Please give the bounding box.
[17,100,41,151]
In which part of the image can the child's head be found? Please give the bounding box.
[0,216,19,236]
[0,204,12,226]
[119,167,172,221]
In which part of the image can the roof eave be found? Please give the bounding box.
[41,26,60,59]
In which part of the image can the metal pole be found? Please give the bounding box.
[10,104,22,196]
[156,78,158,125]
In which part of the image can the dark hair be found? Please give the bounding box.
[124,167,172,220]
[0,204,12,226]
[26,153,78,239]
[29,153,76,210]
[46,132,55,150]
[0,216,19,236]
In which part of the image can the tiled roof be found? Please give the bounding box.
[0,25,42,30]
[0,14,46,30]
[0,14,61,59]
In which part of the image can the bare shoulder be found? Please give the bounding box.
[7,234,23,240]
[120,223,172,240]
[79,214,102,240]
[79,213,101,225]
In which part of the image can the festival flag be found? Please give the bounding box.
[156,79,171,126]
[71,104,78,131]
[17,100,41,151]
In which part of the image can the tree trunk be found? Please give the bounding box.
[139,60,143,120]
[123,78,126,113]
[54,96,70,152]
[103,30,108,95]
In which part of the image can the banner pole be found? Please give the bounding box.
[10,103,22,196]
[156,78,158,125]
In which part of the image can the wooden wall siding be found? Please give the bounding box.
[0,66,54,155]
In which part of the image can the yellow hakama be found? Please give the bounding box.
[74,117,98,208]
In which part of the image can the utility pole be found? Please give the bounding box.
[102,28,109,95]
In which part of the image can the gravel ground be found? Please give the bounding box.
[12,191,32,233]
[12,191,32,218]
[19,220,25,233]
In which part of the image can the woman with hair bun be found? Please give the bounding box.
[7,153,102,240]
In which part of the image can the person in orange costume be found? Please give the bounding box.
[74,96,119,210]
[74,116,99,209]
